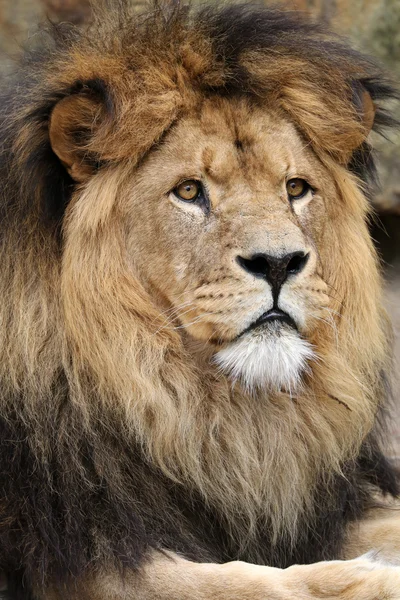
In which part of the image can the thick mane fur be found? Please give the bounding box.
[0,1,398,595]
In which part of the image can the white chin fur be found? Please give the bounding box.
[214,325,315,392]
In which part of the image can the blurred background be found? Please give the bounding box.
[0,0,399,450]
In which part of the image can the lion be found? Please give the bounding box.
[1,1,400,598]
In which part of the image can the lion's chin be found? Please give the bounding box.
[214,324,315,393]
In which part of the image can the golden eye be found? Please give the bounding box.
[173,180,201,202]
[286,178,310,200]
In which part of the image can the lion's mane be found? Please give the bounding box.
[0,1,398,595]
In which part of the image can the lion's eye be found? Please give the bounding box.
[171,179,210,212]
[286,178,311,200]
[173,180,202,202]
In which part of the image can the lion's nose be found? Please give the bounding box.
[237,251,309,293]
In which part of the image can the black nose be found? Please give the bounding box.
[237,251,309,294]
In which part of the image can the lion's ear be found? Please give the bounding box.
[49,93,106,182]
[280,80,377,165]
[359,88,376,135]
[349,84,376,152]
[333,86,376,164]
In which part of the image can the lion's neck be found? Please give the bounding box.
[125,338,372,544]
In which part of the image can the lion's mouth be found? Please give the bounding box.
[241,308,298,337]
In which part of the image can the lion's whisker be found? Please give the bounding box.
[153,300,195,323]
[173,312,218,331]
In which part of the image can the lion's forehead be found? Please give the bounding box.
[144,98,326,205]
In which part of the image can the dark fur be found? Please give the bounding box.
[0,2,398,599]
[1,391,398,599]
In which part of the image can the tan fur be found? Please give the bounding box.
[0,3,396,597]
[344,501,400,562]
[40,541,400,600]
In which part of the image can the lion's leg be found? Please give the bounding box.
[37,551,400,600]
[343,502,400,563]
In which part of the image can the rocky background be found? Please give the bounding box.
[0,0,399,452]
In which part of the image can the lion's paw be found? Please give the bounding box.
[281,555,400,599]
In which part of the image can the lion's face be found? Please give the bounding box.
[125,98,334,391]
